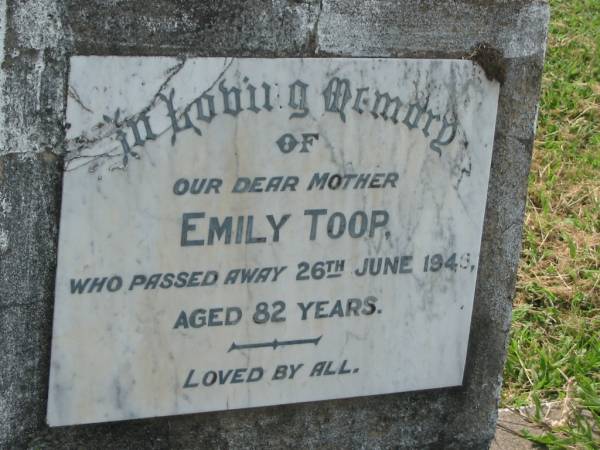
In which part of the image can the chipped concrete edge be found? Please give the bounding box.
[0,0,8,255]
[0,0,6,154]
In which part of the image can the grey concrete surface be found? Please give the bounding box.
[492,402,599,449]
[492,409,542,450]
[0,1,548,448]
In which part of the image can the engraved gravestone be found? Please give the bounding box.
[0,1,549,447]
[47,57,499,426]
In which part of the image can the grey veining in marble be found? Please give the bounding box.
[47,57,499,426]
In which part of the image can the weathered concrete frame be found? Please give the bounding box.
[0,1,548,448]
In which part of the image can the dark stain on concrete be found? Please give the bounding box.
[469,43,507,85]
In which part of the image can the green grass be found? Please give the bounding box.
[501,0,600,448]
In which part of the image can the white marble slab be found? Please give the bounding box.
[47,57,499,426]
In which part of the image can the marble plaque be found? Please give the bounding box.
[47,57,499,426]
